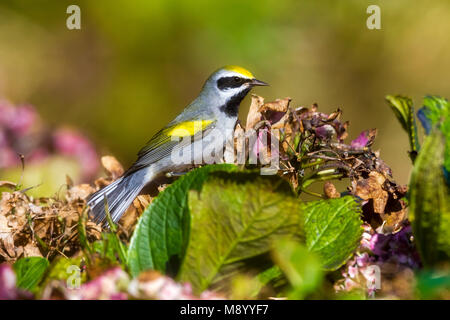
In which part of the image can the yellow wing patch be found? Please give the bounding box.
[223,65,254,79]
[166,120,214,137]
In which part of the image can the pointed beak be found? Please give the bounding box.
[250,79,269,87]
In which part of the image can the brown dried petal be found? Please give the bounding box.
[326,109,341,121]
[119,195,152,235]
[366,128,377,147]
[23,242,43,257]
[0,181,17,190]
[324,182,341,199]
[375,158,393,178]
[101,156,124,180]
[94,177,111,190]
[0,214,14,260]
[259,97,291,113]
[380,198,407,233]
[86,221,102,240]
[271,112,290,130]
[66,184,95,202]
[234,122,247,164]
[246,94,264,130]
[354,171,388,214]
[2,235,16,258]
[66,175,74,188]
[373,192,389,214]
[33,218,52,239]
[58,207,80,228]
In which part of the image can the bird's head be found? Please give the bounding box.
[202,65,268,102]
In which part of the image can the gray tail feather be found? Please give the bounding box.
[87,169,147,225]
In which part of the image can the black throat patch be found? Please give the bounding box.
[220,88,251,117]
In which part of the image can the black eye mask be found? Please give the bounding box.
[217,76,251,90]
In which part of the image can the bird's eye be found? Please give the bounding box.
[217,76,246,90]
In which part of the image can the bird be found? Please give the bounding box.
[87,65,268,225]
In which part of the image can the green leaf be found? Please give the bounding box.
[257,265,283,287]
[43,257,85,283]
[416,270,450,299]
[443,117,450,177]
[232,266,286,299]
[178,172,303,293]
[272,239,323,299]
[303,196,363,270]
[228,274,266,299]
[421,95,449,128]
[13,257,49,291]
[127,164,237,277]
[418,96,450,176]
[385,95,420,161]
[37,257,86,297]
[93,232,128,267]
[409,130,450,267]
[77,208,92,264]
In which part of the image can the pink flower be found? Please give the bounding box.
[343,278,359,291]
[27,148,50,164]
[0,264,33,300]
[315,124,336,140]
[348,266,359,278]
[128,272,224,300]
[251,128,279,164]
[356,253,370,267]
[0,146,19,168]
[0,100,100,180]
[351,130,372,149]
[0,264,17,300]
[0,102,37,136]
[66,267,129,300]
[9,105,37,136]
[336,221,420,297]
[53,128,99,180]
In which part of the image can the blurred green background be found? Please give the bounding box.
[1,0,449,189]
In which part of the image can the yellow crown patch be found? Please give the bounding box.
[223,65,254,79]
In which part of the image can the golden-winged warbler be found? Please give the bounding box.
[87,65,268,224]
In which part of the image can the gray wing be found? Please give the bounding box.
[124,103,216,176]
